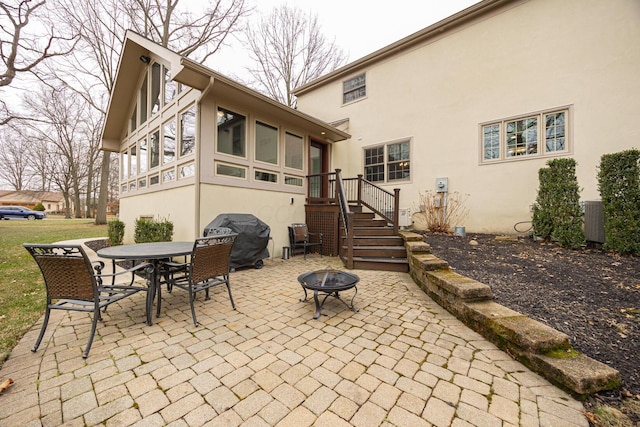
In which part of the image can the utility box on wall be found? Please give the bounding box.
[584,200,605,243]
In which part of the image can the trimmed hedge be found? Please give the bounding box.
[597,149,640,255]
[107,219,125,246]
[532,158,585,249]
[134,217,174,243]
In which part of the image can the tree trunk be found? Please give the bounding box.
[95,153,110,225]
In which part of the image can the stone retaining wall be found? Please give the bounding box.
[401,231,621,396]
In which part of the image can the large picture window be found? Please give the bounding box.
[285,132,303,170]
[481,108,569,163]
[343,73,366,104]
[217,107,246,157]
[150,129,160,169]
[255,121,278,165]
[180,106,196,156]
[163,119,176,164]
[364,140,410,183]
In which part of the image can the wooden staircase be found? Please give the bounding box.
[340,211,409,272]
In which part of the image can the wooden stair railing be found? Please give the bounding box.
[306,169,407,272]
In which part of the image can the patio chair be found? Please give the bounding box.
[24,243,152,358]
[164,234,238,326]
[288,223,323,259]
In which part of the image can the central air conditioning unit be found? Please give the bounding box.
[583,200,605,243]
[398,208,412,227]
[384,208,412,227]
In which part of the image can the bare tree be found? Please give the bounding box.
[245,4,347,107]
[21,85,92,218]
[0,126,32,189]
[0,0,77,125]
[124,0,251,64]
[51,0,251,223]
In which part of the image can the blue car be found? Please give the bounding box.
[0,206,47,220]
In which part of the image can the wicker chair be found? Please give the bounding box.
[24,243,152,358]
[288,223,323,259]
[165,234,238,326]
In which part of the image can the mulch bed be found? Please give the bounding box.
[422,232,640,422]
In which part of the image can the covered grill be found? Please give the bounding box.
[203,213,270,269]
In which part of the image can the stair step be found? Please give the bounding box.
[347,256,409,272]
[344,245,407,258]
[352,219,389,227]
[343,227,396,237]
[345,236,404,246]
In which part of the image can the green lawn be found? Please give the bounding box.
[0,219,108,365]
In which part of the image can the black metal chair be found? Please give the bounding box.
[24,243,152,358]
[288,223,322,259]
[164,234,237,326]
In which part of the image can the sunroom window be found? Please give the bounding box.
[255,121,278,165]
[217,107,246,157]
[180,106,196,157]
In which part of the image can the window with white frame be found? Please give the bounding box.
[343,73,366,104]
[364,140,411,183]
[481,108,569,163]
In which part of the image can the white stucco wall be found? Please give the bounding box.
[119,185,197,243]
[199,184,306,257]
[297,0,640,234]
[119,182,311,257]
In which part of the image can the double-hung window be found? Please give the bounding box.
[364,140,411,183]
[343,73,366,104]
[481,108,569,163]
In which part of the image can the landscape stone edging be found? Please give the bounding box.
[400,231,621,396]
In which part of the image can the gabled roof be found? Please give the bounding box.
[295,0,512,95]
[101,31,350,151]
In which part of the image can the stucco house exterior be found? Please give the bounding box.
[101,31,348,251]
[295,0,640,234]
[103,0,639,258]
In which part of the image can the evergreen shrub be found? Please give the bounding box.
[107,219,125,246]
[134,217,174,243]
[532,158,585,249]
[597,149,640,255]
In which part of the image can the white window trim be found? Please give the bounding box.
[363,138,412,184]
[479,106,572,165]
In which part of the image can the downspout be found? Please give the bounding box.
[194,76,215,238]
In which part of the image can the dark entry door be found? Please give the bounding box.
[309,140,329,201]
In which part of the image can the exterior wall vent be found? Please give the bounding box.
[584,200,605,243]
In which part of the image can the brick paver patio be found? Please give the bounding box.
[0,243,589,426]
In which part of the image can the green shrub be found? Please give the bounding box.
[532,158,585,249]
[33,203,45,212]
[107,219,125,246]
[597,149,640,255]
[134,217,174,243]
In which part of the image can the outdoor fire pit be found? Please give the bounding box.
[297,269,360,319]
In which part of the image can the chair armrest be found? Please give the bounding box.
[94,262,154,286]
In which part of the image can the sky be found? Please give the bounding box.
[212,0,481,79]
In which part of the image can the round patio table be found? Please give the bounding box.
[97,241,193,325]
[297,269,360,319]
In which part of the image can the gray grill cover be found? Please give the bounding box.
[204,213,270,269]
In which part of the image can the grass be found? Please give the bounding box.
[0,218,107,365]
